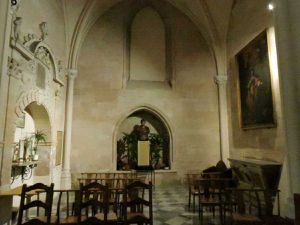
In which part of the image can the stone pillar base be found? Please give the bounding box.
[60,169,71,189]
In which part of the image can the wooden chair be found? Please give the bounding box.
[227,188,263,225]
[186,172,202,212]
[17,183,54,225]
[197,178,232,225]
[295,193,300,225]
[123,180,153,225]
[77,182,118,225]
[53,190,80,225]
[261,190,294,225]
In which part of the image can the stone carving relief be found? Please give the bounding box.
[35,46,52,68]
[8,57,38,84]
[10,15,64,86]
[23,33,38,44]
[13,17,22,42]
[27,60,37,73]
[39,22,48,41]
[7,57,22,79]
[14,89,55,127]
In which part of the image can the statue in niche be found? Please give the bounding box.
[39,22,48,41]
[135,119,150,141]
[13,17,22,42]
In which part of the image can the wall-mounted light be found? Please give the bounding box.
[268,2,274,11]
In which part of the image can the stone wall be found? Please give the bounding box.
[0,0,67,187]
[72,0,220,180]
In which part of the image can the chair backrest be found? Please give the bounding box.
[78,182,109,225]
[229,188,264,216]
[295,194,300,225]
[186,173,201,189]
[52,189,80,223]
[198,178,232,199]
[123,180,153,224]
[17,183,54,225]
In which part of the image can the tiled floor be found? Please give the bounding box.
[153,184,225,225]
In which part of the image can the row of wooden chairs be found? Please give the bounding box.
[17,180,153,225]
[193,177,293,225]
[80,172,138,180]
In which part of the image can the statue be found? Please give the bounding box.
[39,22,48,41]
[13,17,22,42]
[136,119,150,141]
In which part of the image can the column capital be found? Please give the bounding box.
[66,69,78,79]
[214,75,228,85]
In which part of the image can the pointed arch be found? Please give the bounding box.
[112,105,174,170]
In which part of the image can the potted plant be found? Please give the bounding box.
[32,130,47,161]
[149,133,164,169]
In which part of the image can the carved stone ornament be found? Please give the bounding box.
[35,46,51,68]
[23,33,38,44]
[27,60,37,73]
[39,22,48,41]
[7,57,22,79]
[11,0,21,13]
[214,75,228,85]
[13,17,22,42]
[57,60,63,73]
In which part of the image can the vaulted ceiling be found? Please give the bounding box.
[61,0,234,69]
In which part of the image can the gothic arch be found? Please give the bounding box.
[124,4,173,86]
[28,40,63,86]
[112,105,174,170]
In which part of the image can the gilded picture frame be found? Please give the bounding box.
[237,30,276,129]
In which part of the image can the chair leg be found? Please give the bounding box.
[188,192,191,209]
[193,195,195,212]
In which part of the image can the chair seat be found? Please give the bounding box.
[127,212,150,221]
[35,215,58,224]
[59,215,78,224]
[263,215,294,225]
[232,213,262,223]
[95,212,118,221]
[199,196,223,205]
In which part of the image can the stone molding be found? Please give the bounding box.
[66,69,78,79]
[214,75,228,85]
[10,17,64,86]
[7,57,22,79]
[14,89,54,127]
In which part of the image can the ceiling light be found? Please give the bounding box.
[268,3,274,11]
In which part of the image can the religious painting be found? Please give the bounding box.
[237,30,275,129]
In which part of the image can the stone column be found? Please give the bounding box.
[0,0,14,189]
[214,75,230,163]
[61,69,77,188]
[273,0,300,217]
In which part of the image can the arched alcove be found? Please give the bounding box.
[116,108,172,171]
[130,7,166,82]
[12,101,52,185]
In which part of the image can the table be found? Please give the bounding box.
[0,186,38,223]
[11,161,38,184]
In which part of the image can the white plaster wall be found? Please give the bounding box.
[72,0,220,180]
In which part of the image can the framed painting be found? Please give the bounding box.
[237,30,276,129]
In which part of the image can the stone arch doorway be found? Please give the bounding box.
[12,101,52,185]
[114,106,173,171]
